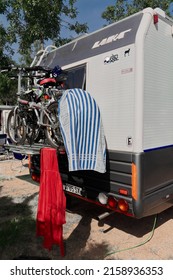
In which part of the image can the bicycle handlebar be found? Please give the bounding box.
[0,65,52,73]
[7,74,48,79]
[18,98,42,110]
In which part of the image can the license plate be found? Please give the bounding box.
[63,183,82,196]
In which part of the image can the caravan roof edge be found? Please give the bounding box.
[47,8,146,53]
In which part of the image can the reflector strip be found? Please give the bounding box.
[132,163,138,200]
[119,189,128,195]
[28,155,31,170]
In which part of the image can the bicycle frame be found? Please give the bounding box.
[30,103,58,129]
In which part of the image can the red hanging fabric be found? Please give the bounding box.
[36,147,66,256]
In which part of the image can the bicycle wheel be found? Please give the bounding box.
[44,101,64,148]
[7,108,27,144]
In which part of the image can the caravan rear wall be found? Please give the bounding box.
[37,7,173,218]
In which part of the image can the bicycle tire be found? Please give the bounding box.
[22,107,45,145]
[44,101,64,148]
[7,107,27,144]
[25,124,44,145]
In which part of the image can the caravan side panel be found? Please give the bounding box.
[143,17,173,150]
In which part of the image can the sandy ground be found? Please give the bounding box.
[1,157,173,260]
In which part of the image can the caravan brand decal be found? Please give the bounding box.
[104,54,119,64]
[92,29,132,49]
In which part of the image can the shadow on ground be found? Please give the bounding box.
[67,196,173,238]
[0,187,109,260]
[0,183,173,260]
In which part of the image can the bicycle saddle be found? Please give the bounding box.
[38,77,56,87]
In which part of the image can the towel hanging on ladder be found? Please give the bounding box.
[58,88,106,173]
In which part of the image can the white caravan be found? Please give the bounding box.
[30,7,173,218]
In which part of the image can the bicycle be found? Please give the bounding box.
[3,65,66,148]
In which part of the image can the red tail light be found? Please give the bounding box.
[118,199,129,212]
[107,196,117,208]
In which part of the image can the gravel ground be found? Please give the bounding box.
[1,157,173,260]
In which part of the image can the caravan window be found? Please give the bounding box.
[65,65,86,90]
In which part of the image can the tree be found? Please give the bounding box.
[0,0,88,104]
[0,0,17,105]
[0,0,10,66]
[102,0,172,24]
[0,74,17,105]
[5,0,88,57]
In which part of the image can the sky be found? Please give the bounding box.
[59,0,116,40]
[74,0,116,32]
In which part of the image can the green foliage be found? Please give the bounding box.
[0,27,17,106]
[0,73,17,105]
[102,0,172,23]
[0,0,88,104]
[0,0,7,13]
[5,0,88,56]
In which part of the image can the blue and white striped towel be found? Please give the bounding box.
[58,88,106,173]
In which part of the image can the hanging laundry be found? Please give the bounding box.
[58,88,106,173]
[36,147,66,256]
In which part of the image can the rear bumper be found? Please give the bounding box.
[30,146,173,218]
